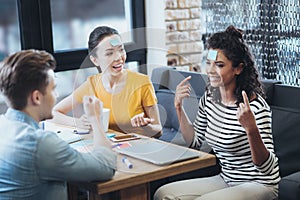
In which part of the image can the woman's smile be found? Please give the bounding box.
[112,63,123,72]
[208,75,221,86]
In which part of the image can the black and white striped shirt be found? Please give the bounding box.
[192,91,280,186]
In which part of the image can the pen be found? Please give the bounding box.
[122,157,133,169]
[73,129,89,134]
[111,143,122,149]
[41,121,45,130]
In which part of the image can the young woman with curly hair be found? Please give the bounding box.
[154,25,280,200]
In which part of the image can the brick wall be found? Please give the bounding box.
[164,0,203,72]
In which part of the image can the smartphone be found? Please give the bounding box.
[110,134,140,142]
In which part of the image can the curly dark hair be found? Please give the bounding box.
[206,25,265,105]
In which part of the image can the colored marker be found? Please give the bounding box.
[106,133,116,138]
[122,157,133,169]
[111,143,122,149]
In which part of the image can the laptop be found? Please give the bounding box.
[116,139,200,165]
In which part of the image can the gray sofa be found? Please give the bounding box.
[152,67,300,200]
[264,82,300,200]
[151,67,208,148]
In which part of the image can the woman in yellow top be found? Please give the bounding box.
[53,26,162,137]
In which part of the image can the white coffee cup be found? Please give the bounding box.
[102,108,110,132]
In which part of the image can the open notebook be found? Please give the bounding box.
[41,121,84,144]
[116,139,200,165]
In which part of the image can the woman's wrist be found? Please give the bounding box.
[174,104,182,111]
[245,125,259,136]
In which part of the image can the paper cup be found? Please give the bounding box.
[102,108,110,132]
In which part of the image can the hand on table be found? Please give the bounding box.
[131,112,154,127]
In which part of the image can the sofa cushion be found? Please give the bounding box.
[279,171,300,200]
[151,67,170,91]
[272,85,300,109]
[156,89,186,145]
[261,79,281,105]
[159,127,186,146]
[168,69,207,98]
[156,89,200,130]
[156,89,179,130]
[271,106,300,177]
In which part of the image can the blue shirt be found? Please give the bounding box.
[0,108,117,200]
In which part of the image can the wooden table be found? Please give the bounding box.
[68,132,216,200]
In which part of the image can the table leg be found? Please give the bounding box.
[67,183,78,200]
[88,183,150,200]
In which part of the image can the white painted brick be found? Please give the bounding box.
[166,31,189,43]
[165,9,190,20]
[177,20,191,30]
[165,10,174,21]
[196,41,204,52]
[190,19,201,30]
[190,30,202,41]
[166,21,177,32]
[164,0,203,72]
[177,43,193,53]
[165,0,177,9]
[179,55,191,65]
[178,0,190,8]
[180,53,202,64]
[189,0,201,7]
[177,42,203,53]
[190,8,201,18]
[167,44,178,54]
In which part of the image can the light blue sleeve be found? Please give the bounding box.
[35,131,117,182]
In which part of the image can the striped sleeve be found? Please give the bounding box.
[191,92,207,149]
[252,98,279,175]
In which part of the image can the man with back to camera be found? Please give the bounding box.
[0,49,117,200]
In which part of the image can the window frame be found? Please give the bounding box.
[17,0,147,73]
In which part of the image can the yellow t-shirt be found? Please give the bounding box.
[73,69,157,133]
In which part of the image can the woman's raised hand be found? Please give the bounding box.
[237,91,256,133]
[174,76,192,109]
